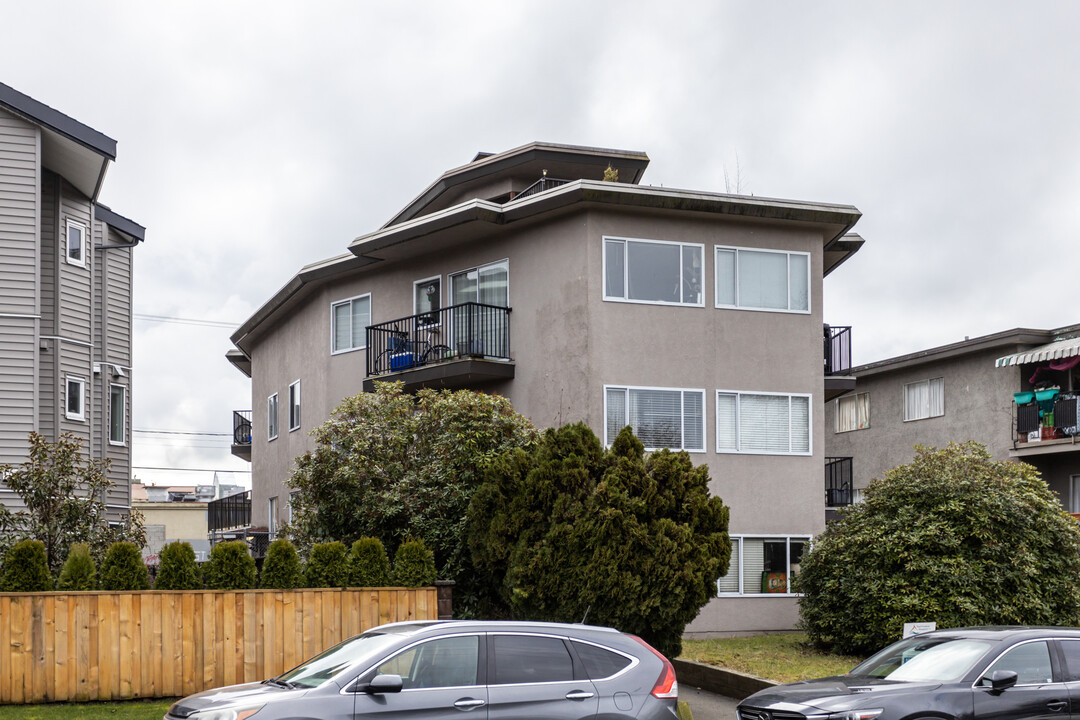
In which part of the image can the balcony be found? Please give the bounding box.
[825,456,854,507]
[230,410,252,461]
[514,176,570,200]
[363,302,515,393]
[1010,390,1080,457]
[824,325,854,401]
[208,490,251,533]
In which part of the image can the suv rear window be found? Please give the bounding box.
[491,635,574,684]
[572,640,633,679]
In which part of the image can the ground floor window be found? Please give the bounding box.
[716,535,809,596]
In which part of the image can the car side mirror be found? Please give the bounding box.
[987,670,1018,693]
[360,674,403,694]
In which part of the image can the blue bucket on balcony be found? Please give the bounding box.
[389,352,417,371]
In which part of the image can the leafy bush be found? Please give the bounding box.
[392,538,436,587]
[468,423,730,657]
[0,539,53,592]
[203,541,257,590]
[155,541,202,590]
[796,442,1080,655]
[346,537,391,587]
[98,542,150,591]
[304,541,348,588]
[57,542,97,590]
[286,383,537,612]
[261,538,303,589]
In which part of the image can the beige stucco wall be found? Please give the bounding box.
[135,501,209,541]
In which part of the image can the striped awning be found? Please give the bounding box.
[995,336,1080,367]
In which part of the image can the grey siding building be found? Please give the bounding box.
[0,82,143,521]
[228,143,864,634]
[825,325,1080,518]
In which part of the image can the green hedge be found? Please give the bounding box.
[57,543,97,591]
[203,541,257,590]
[392,538,436,588]
[1,539,53,592]
[155,541,202,590]
[346,537,391,587]
[261,538,303,589]
[99,542,150,591]
[304,541,348,588]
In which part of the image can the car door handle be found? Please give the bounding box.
[565,691,595,700]
[1047,699,1068,712]
[454,699,486,710]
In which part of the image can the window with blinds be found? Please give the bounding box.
[716,391,811,455]
[715,246,810,313]
[331,294,372,353]
[605,386,705,451]
[603,237,704,306]
[717,536,810,596]
[836,392,870,432]
[903,378,944,421]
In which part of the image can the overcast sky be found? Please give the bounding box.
[3,2,1078,487]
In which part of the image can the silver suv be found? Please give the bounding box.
[166,620,680,720]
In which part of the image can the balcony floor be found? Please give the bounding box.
[363,357,515,393]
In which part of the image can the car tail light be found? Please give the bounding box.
[630,635,679,699]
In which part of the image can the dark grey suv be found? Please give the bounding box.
[166,620,679,720]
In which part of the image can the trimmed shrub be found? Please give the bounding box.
[304,541,348,588]
[98,542,150,591]
[261,538,303,589]
[346,537,391,587]
[796,442,1080,655]
[203,541,257,590]
[155,541,202,590]
[392,537,436,588]
[57,542,97,591]
[0,539,53,592]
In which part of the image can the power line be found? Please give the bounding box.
[134,429,231,437]
[133,466,251,473]
[134,313,239,329]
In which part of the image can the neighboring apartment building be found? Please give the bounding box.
[0,82,144,522]
[825,324,1080,519]
[227,142,864,633]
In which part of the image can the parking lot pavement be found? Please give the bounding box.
[682,685,740,719]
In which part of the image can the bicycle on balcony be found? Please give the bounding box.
[373,326,453,374]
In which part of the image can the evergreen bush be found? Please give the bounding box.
[392,537,436,588]
[0,539,53,592]
[203,541,257,590]
[261,538,303,589]
[304,541,348,588]
[98,542,150,591]
[155,541,202,590]
[347,537,391,587]
[57,542,97,591]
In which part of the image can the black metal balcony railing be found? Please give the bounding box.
[366,302,512,378]
[1015,392,1080,439]
[208,490,251,533]
[232,410,252,445]
[825,456,854,507]
[514,176,570,201]
[824,325,852,376]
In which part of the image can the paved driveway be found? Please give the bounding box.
[682,685,739,719]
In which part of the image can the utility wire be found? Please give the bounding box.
[132,466,251,473]
[134,429,231,437]
[134,313,239,329]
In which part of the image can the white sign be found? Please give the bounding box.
[903,622,936,638]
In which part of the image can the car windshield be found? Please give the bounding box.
[850,637,995,683]
[277,632,403,688]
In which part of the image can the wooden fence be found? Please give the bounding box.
[0,587,439,704]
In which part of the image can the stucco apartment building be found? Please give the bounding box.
[0,82,143,521]
[227,142,865,633]
[825,324,1080,518]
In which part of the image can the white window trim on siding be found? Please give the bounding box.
[716,389,813,456]
[714,245,811,314]
[109,384,126,446]
[267,393,279,441]
[66,219,86,267]
[603,236,705,308]
[330,293,372,355]
[716,534,812,597]
[288,380,301,432]
[65,376,86,421]
[603,384,707,452]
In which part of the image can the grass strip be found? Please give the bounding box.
[681,633,865,684]
[0,699,173,720]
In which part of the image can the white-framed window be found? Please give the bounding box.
[716,535,810,596]
[451,259,509,357]
[288,491,299,523]
[604,385,705,452]
[715,246,810,313]
[267,393,279,441]
[109,384,126,445]
[66,219,86,267]
[65,376,86,421]
[903,378,944,421]
[604,237,704,306]
[414,276,442,325]
[716,390,811,455]
[288,380,301,432]
[835,392,870,433]
[268,496,278,539]
[331,294,371,354]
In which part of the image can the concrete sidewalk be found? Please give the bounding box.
[681,685,740,719]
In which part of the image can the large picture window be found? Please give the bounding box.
[717,391,811,455]
[835,392,870,433]
[331,294,371,354]
[716,536,809,595]
[904,378,944,421]
[715,246,809,313]
[604,237,703,306]
[605,386,705,452]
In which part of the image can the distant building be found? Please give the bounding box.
[132,483,244,563]
[0,81,144,524]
